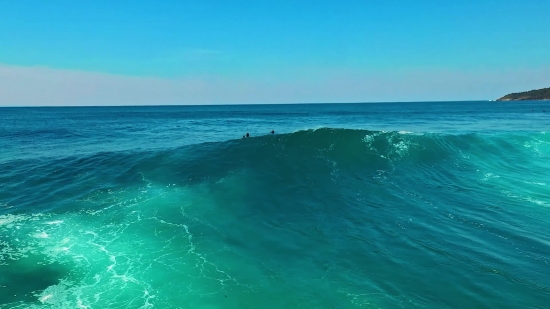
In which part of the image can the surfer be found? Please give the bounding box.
[246,133,250,138]
[270,130,275,134]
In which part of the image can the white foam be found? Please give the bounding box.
[0,182,249,308]
[525,181,547,186]
[526,197,549,207]
[45,220,64,225]
[394,140,410,155]
[34,231,49,239]
[481,173,500,181]
[39,294,53,303]
[0,214,25,226]
[398,131,424,136]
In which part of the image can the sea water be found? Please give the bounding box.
[1,101,549,308]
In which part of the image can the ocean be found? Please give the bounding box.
[1,101,549,308]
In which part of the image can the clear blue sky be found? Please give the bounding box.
[1,0,549,105]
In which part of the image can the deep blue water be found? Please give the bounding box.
[1,101,549,308]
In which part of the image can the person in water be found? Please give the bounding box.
[270,130,275,134]
[246,133,250,138]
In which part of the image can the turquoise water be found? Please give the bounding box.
[1,102,549,308]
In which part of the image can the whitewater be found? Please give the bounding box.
[1,101,549,308]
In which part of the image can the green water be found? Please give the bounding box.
[1,103,549,308]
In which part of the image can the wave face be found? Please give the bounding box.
[1,104,550,308]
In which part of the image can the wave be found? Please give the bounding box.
[1,128,550,308]
[2,128,548,214]
[3,128,549,180]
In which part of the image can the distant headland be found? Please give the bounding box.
[496,87,550,101]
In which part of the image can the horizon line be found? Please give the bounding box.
[0,100,493,108]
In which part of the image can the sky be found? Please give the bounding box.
[1,0,550,106]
